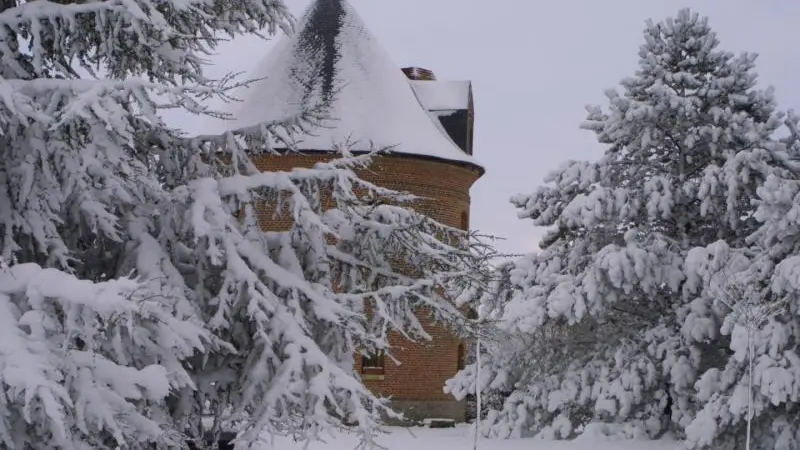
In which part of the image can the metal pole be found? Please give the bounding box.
[746,324,753,450]
[473,331,482,450]
[471,303,488,450]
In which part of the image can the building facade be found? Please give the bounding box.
[217,0,484,422]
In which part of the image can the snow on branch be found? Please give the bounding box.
[0,262,209,449]
[1,73,288,128]
[158,147,490,443]
[0,0,292,81]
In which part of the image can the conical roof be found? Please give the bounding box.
[212,0,481,168]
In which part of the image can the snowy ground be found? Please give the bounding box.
[266,425,684,450]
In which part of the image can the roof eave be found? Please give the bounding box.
[247,147,486,175]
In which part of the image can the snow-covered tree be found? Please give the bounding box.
[678,112,800,450]
[0,0,263,446]
[163,153,484,447]
[447,9,800,445]
[0,0,486,448]
[447,257,517,422]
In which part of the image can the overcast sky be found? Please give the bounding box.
[170,0,800,257]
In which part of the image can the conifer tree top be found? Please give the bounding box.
[211,0,482,168]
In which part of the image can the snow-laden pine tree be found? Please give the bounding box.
[0,0,484,448]
[678,111,800,450]
[0,0,242,446]
[447,9,799,446]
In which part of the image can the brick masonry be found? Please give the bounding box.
[252,151,482,423]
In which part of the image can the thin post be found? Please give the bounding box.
[473,337,481,450]
[746,323,754,450]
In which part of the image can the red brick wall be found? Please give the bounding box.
[251,152,482,404]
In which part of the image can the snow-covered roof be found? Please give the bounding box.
[410,80,472,111]
[211,0,481,168]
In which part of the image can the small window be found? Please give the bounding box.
[461,210,469,230]
[457,343,466,371]
[362,350,385,373]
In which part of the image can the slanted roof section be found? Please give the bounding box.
[213,0,481,168]
[410,80,472,112]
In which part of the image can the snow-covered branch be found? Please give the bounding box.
[0,262,209,449]
[0,0,292,81]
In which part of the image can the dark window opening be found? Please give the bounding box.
[362,350,385,374]
[461,210,469,231]
[457,343,466,371]
[437,109,470,154]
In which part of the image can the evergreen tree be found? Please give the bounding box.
[447,9,798,446]
[0,0,485,448]
[680,112,800,450]
[161,154,483,447]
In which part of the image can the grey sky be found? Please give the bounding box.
[171,0,800,256]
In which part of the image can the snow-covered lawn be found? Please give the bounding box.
[268,425,684,450]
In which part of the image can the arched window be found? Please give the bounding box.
[457,343,466,371]
[460,210,469,231]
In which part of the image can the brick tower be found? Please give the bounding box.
[215,0,483,422]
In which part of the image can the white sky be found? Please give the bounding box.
[168,0,800,256]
